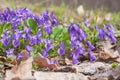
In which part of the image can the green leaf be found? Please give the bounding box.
[0,23,11,35]
[50,26,63,40]
[26,18,38,34]
[30,49,37,57]
[111,62,118,68]
[0,24,4,35]
[50,26,70,48]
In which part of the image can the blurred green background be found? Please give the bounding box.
[0,0,120,27]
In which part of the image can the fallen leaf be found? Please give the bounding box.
[5,57,34,80]
[96,40,120,62]
[0,56,6,62]
[11,59,17,66]
[18,50,30,61]
[33,53,58,70]
[11,77,21,80]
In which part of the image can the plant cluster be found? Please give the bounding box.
[0,8,116,64]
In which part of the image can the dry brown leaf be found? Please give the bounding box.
[18,50,30,61]
[98,52,111,60]
[33,53,58,70]
[11,59,17,66]
[0,56,6,62]
[97,51,120,62]
[5,57,34,80]
[11,77,21,80]
[96,40,120,62]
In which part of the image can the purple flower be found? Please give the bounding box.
[23,33,31,40]
[75,46,84,55]
[96,24,116,43]
[16,8,31,22]
[51,12,58,26]
[107,34,116,43]
[72,59,79,64]
[78,29,87,41]
[58,42,65,56]
[23,26,31,40]
[96,26,105,40]
[17,53,23,59]
[70,40,80,47]
[25,45,32,52]
[86,41,95,50]
[71,52,79,64]
[41,10,50,21]
[70,32,79,41]
[104,24,116,43]
[12,30,23,40]
[88,50,96,61]
[36,29,42,44]
[24,26,31,33]
[46,58,56,64]
[68,24,87,42]
[6,48,14,56]
[29,35,37,45]
[43,22,52,35]
[44,38,52,44]
[84,18,90,27]
[1,37,10,46]
[45,43,53,52]
[44,39,53,51]
[1,29,11,46]
[68,24,80,34]
[1,29,10,38]
[12,39,20,47]
[41,49,48,57]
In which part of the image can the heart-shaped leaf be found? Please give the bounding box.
[26,18,38,34]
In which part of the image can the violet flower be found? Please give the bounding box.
[70,40,80,47]
[41,10,50,22]
[1,36,10,46]
[43,22,52,35]
[96,26,105,40]
[12,39,20,48]
[6,48,14,56]
[71,52,79,64]
[86,41,95,50]
[46,58,56,64]
[1,29,11,46]
[104,24,116,43]
[41,49,48,57]
[12,30,23,40]
[17,53,23,59]
[68,24,87,41]
[78,28,87,41]
[25,45,32,52]
[44,39,53,52]
[51,12,58,26]
[36,29,42,44]
[88,50,96,61]
[58,42,65,56]
[23,26,31,40]
[29,35,37,45]
[75,46,84,55]
[84,18,90,27]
